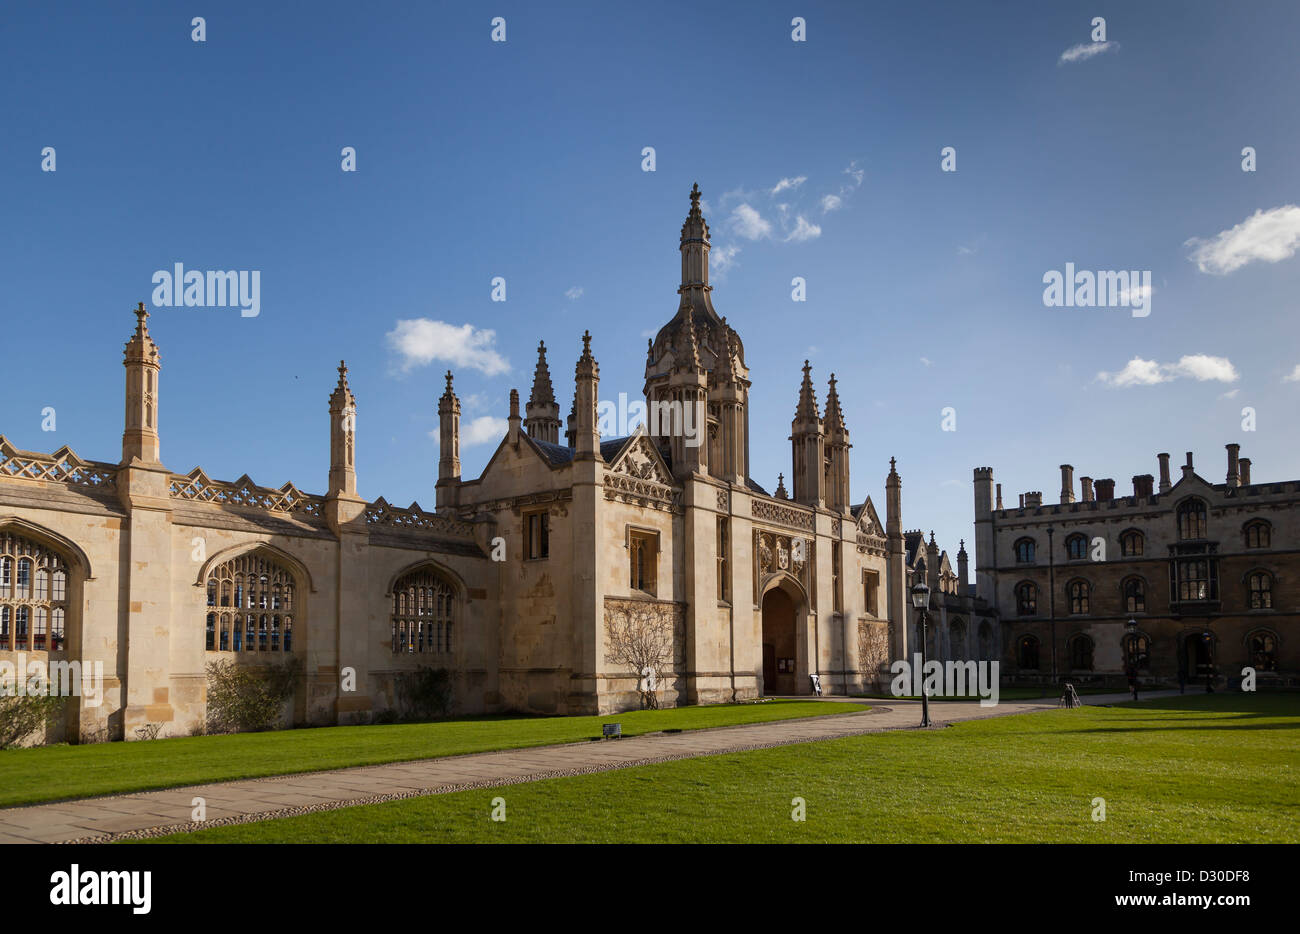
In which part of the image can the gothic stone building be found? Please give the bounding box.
[902,531,999,669]
[973,447,1299,685]
[0,186,918,743]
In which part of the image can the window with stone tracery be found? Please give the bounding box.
[204,553,296,654]
[391,568,456,655]
[0,531,69,652]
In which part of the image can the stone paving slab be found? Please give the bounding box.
[0,691,1177,844]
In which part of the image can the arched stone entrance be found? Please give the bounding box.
[761,584,799,696]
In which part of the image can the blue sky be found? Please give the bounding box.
[3,1,1299,564]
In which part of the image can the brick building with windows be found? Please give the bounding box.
[972,447,1298,686]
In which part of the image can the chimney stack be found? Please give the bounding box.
[1240,458,1252,486]
[1226,443,1241,489]
[507,388,521,444]
[995,483,1003,510]
[1182,451,1195,481]
[1095,478,1115,502]
[1018,493,1025,509]
[1080,476,1095,502]
[1158,453,1171,492]
[1133,474,1154,499]
[1024,491,1043,508]
[1059,464,1075,504]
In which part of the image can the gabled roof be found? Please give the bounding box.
[746,477,769,496]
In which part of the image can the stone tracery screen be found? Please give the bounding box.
[0,531,69,652]
[205,552,296,653]
[391,568,456,656]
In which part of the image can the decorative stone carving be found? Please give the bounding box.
[0,436,116,492]
[751,497,814,531]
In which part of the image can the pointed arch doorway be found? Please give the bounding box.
[761,578,805,696]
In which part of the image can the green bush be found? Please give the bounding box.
[0,681,65,750]
[206,657,301,734]
[395,666,454,720]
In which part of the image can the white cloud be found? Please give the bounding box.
[711,243,741,276]
[1220,389,1240,399]
[919,357,933,367]
[730,203,773,240]
[430,415,506,447]
[770,176,807,196]
[386,319,510,375]
[1118,283,1153,306]
[1185,205,1300,275]
[1097,354,1239,387]
[957,244,976,256]
[843,161,864,187]
[1058,41,1117,64]
[565,286,584,300]
[784,216,821,242]
[1284,364,1300,383]
[821,194,843,213]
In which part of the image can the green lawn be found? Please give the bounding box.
[0,700,865,808]
[148,693,1300,843]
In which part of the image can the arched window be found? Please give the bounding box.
[978,620,993,661]
[1065,533,1088,560]
[204,552,296,653]
[1248,630,1277,672]
[1067,634,1094,671]
[1248,572,1273,609]
[1015,581,1037,616]
[1120,530,1144,557]
[1244,521,1270,549]
[1124,632,1151,670]
[1017,635,1040,670]
[391,567,456,656]
[0,531,70,652]
[1123,577,1146,613]
[1177,499,1207,540]
[1014,538,1036,564]
[1068,579,1090,615]
[949,618,966,658]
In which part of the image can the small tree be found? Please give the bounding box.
[205,657,301,734]
[0,677,65,750]
[605,602,678,709]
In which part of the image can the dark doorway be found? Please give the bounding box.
[1184,633,1213,676]
[761,586,798,695]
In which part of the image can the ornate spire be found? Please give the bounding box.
[677,314,701,371]
[929,530,938,548]
[528,341,555,406]
[794,360,820,422]
[775,473,789,500]
[576,329,598,379]
[679,182,712,292]
[438,370,458,412]
[123,301,159,364]
[824,373,847,435]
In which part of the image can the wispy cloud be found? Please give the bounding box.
[1097,354,1239,387]
[711,243,741,277]
[784,216,821,242]
[430,415,506,447]
[564,286,584,300]
[1284,364,1300,383]
[920,356,933,367]
[1058,41,1117,64]
[730,203,773,240]
[387,319,510,376]
[770,176,807,196]
[842,160,864,187]
[820,194,842,213]
[1186,205,1300,275]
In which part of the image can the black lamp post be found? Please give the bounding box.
[1125,618,1139,700]
[911,581,931,728]
[1203,629,1214,693]
[1046,525,1058,683]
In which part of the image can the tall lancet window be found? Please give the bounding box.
[0,531,70,653]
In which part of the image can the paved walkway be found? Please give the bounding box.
[0,690,1176,843]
